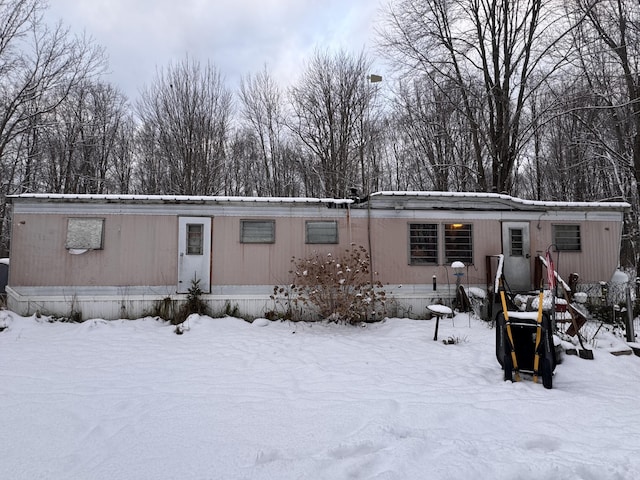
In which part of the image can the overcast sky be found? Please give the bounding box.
[45,0,386,100]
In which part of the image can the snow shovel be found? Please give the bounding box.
[548,249,593,360]
[566,302,594,360]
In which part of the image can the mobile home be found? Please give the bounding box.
[5,191,629,320]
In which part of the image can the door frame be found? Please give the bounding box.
[501,221,532,292]
[177,216,211,294]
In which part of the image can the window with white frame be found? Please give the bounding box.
[409,223,438,265]
[306,220,338,244]
[66,218,104,250]
[240,219,275,243]
[444,223,473,264]
[553,224,581,251]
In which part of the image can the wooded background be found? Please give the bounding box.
[1,0,639,269]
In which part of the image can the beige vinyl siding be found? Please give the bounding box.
[10,213,178,287]
[9,208,624,291]
[211,216,362,285]
[533,221,622,283]
[365,217,500,285]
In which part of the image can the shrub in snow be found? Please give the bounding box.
[269,245,387,325]
[174,277,208,326]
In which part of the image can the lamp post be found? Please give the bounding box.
[364,74,382,286]
[360,73,382,196]
[361,74,382,196]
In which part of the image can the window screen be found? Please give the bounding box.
[306,221,338,244]
[409,223,438,265]
[444,223,473,264]
[554,224,581,251]
[66,218,104,250]
[240,220,275,243]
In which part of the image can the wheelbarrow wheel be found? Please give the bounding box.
[503,351,513,382]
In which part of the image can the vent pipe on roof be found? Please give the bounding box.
[348,187,369,204]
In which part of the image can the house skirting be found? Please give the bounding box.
[5,284,469,321]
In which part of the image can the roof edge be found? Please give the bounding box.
[8,193,353,206]
[7,191,631,210]
[369,191,631,209]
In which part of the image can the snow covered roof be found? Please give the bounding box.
[370,191,631,210]
[8,191,631,211]
[8,193,353,206]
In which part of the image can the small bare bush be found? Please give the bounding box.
[272,244,387,324]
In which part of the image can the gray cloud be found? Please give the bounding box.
[45,0,382,100]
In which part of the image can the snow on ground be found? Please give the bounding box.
[1,310,639,480]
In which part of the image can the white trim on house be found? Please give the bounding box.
[6,283,464,321]
[10,202,352,218]
[10,202,626,222]
[9,192,628,221]
[9,191,630,210]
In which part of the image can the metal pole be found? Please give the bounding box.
[625,285,635,343]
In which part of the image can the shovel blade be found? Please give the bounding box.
[578,349,594,360]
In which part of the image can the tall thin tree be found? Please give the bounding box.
[135,57,232,195]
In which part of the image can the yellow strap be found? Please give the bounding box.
[532,285,544,383]
[499,278,520,382]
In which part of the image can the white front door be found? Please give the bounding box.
[178,217,211,293]
[501,222,531,292]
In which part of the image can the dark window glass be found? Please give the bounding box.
[187,224,203,255]
[409,223,438,265]
[510,228,523,256]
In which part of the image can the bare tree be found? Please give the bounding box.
[391,75,479,191]
[379,0,572,194]
[226,126,305,197]
[288,49,377,198]
[558,0,640,265]
[0,0,105,255]
[521,80,629,201]
[107,110,135,194]
[34,81,131,194]
[135,57,232,195]
[238,66,300,196]
[567,2,640,196]
[224,128,264,196]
